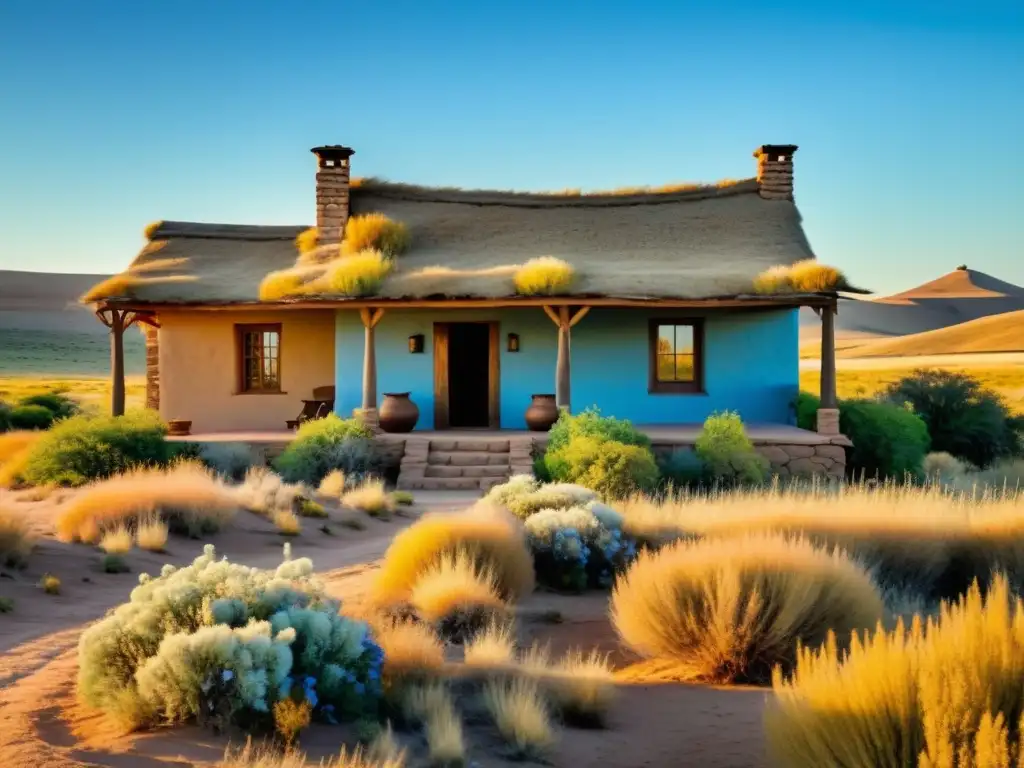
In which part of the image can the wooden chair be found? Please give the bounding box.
[288,386,336,429]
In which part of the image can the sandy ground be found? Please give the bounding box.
[800,351,1024,371]
[0,488,769,768]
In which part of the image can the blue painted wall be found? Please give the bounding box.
[334,307,799,429]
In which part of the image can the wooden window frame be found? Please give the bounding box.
[648,318,705,394]
[236,323,284,395]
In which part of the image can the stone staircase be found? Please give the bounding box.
[396,436,535,491]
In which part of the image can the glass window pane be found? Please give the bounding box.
[674,325,693,355]
[654,324,696,383]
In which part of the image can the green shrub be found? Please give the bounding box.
[102,553,130,573]
[0,401,12,433]
[78,545,384,730]
[9,404,54,430]
[18,411,170,487]
[546,407,651,453]
[794,391,820,431]
[545,436,659,500]
[799,393,930,481]
[694,411,768,487]
[198,442,256,481]
[656,449,707,488]
[274,414,377,485]
[0,596,12,613]
[884,369,1023,469]
[19,392,79,420]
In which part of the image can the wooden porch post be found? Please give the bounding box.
[543,305,590,413]
[358,308,384,429]
[816,299,840,434]
[96,307,159,417]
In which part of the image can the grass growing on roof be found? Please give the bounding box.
[513,257,576,296]
[753,258,846,294]
[342,213,410,258]
[294,227,318,256]
[316,249,394,297]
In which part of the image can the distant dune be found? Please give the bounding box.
[834,309,1024,358]
[0,270,145,375]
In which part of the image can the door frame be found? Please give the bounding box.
[433,321,500,430]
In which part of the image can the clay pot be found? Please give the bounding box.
[167,419,192,437]
[379,393,420,433]
[525,394,559,432]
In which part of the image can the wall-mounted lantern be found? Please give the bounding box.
[507,333,520,353]
[408,334,425,354]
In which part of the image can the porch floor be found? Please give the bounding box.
[169,423,845,447]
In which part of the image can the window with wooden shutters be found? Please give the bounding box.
[237,324,282,393]
[649,319,704,393]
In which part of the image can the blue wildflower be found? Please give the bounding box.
[221,669,234,682]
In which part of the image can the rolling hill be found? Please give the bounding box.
[833,309,1024,358]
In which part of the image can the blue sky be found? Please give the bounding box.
[1,0,1022,295]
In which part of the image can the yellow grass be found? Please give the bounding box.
[81,271,196,302]
[341,213,410,258]
[403,683,465,765]
[391,490,414,506]
[315,249,393,297]
[342,478,395,518]
[0,377,146,413]
[219,738,406,768]
[463,620,517,669]
[372,507,535,605]
[766,575,1024,767]
[40,573,61,594]
[0,430,41,487]
[317,469,347,498]
[483,676,555,758]
[610,532,884,683]
[234,467,305,516]
[99,526,133,555]
[409,550,507,623]
[538,650,616,726]
[258,268,312,300]
[56,462,237,543]
[0,504,34,567]
[371,619,445,680]
[135,517,169,552]
[754,258,846,294]
[273,509,301,536]
[801,365,1024,414]
[513,257,576,296]
[294,227,318,256]
[143,221,163,240]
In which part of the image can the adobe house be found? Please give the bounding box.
[86,142,858,490]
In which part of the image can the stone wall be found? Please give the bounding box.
[145,325,159,411]
[652,434,850,481]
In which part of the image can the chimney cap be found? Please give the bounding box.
[754,144,798,159]
[311,145,355,161]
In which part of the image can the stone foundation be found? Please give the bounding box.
[652,434,851,480]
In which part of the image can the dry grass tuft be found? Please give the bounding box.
[99,526,133,555]
[753,258,846,294]
[372,507,534,606]
[342,213,410,258]
[57,462,237,543]
[258,267,315,301]
[391,490,414,506]
[316,249,394,297]
[318,469,347,498]
[219,737,406,768]
[463,620,517,670]
[484,676,555,759]
[143,221,163,240]
[81,271,196,303]
[403,683,465,765]
[371,618,445,680]
[294,227,318,257]
[538,649,616,727]
[0,504,34,567]
[234,467,306,516]
[513,257,576,296]
[342,478,395,518]
[766,574,1024,767]
[39,573,61,594]
[135,517,169,552]
[273,509,301,536]
[410,551,507,622]
[0,431,41,488]
[611,532,884,684]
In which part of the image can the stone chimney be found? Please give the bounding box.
[753,144,798,201]
[311,145,355,245]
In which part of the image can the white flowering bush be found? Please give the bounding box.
[484,475,597,520]
[78,544,384,732]
[234,467,308,517]
[524,502,637,591]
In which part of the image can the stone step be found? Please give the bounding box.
[428,451,509,467]
[396,476,483,491]
[425,464,509,479]
[428,439,510,453]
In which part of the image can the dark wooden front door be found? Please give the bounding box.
[433,322,499,429]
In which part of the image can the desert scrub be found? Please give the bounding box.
[99,526,133,555]
[610,533,884,683]
[273,697,312,748]
[694,411,768,486]
[371,618,444,682]
[391,490,413,506]
[409,551,508,642]
[274,509,302,536]
[19,391,80,420]
[463,620,517,669]
[484,676,555,759]
[78,544,385,730]
[0,596,13,613]
[219,737,406,768]
[135,517,169,552]
[342,478,395,518]
[371,508,534,606]
[17,411,171,487]
[296,498,327,518]
[483,475,596,520]
[102,553,130,573]
[235,467,307,516]
[8,404,54,430]
[274,414,377,486]
[544,436,659,499]
[525,504,636,591]
[318,469,347,498]
[513,257,576,296]
[403,683,465,766]
[753,258,846,294]
[198,442,256,481]
[536,649,615,727]
[766,575,1024,767]
[0,504,33,567]
[56,461,237,543]
[0,430,41,487]
[546,407,651,453]
[342,214,410,259]
[40,573,61,594]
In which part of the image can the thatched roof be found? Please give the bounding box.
[88,179,851,305]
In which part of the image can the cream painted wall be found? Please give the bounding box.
[158,310,336,433]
